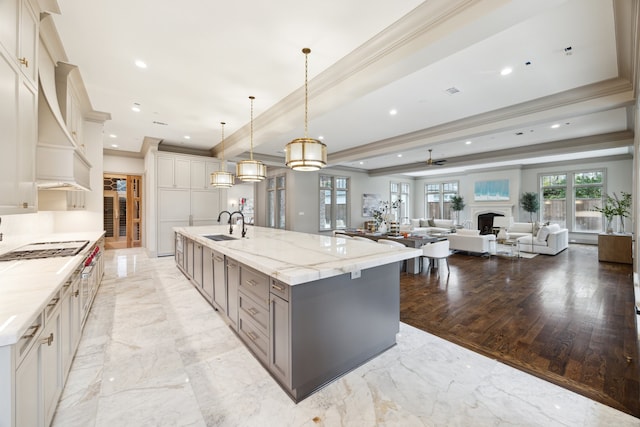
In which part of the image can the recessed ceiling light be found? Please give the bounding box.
[111,144,119,148]
[500,67,513,76]
[318,135,324,140]
[397,154,402,158]
[465,140,472,145]
[135,60,147,69]
[389,109,397,115]
[132,102,141,112]
[359,161,364,165]
[551,124,560,129]
[184,135,191,140]
[109,134,117,138]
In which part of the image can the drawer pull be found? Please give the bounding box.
[47,298,60,308]
[73,290,79,297]
[247,307,258,316]
[21,325,40,340]
[214,256,224,262]
[40,333,53,346]
[246,279,258,287]
[243,330,258,342]
[271,283,285,292]
[19,57,29,67]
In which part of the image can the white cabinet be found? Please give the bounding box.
[157,156,190,189]
[15,335,40,427]
[66,190,86,209]
[157,188,190,256]
[0,43,36,214]
[190,159,220,189]
[18,0,37,86]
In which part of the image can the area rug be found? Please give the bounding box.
[495,243,538,259]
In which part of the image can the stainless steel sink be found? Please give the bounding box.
[203,234,237,241]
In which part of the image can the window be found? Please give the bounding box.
[320,175,349,230]
[540,170,604,232]
[390,182,410,223]
[267,175,285,229]
[425,182,458,219]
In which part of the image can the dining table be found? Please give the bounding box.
[340,231,446,274]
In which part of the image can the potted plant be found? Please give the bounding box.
[450,195,465,226]
[593,191,631,233]
[520,192,539,223]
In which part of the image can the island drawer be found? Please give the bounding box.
[239,291,268,335]
[269,279,289,301]
[238,314,268,364]
[239,265,269,306]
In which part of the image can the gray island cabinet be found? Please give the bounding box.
[174,225,419,402]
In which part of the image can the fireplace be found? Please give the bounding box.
[477,213,504,235]
[469,203,514,233]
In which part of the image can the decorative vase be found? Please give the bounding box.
[618,216,625,234]
[606,218,614,234]
[379,222,387,233]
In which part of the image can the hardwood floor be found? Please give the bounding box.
[399,244,639,418]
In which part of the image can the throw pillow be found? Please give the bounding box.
[419,219,430,227]
[428,219,436,227]
[536,225,550,242]
[547,223,561,233]
[410,219,420,228]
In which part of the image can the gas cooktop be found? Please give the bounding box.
[0,240,90,261]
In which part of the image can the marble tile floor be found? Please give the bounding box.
[52,248,638,427]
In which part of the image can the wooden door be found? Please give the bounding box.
[104,175,142,249]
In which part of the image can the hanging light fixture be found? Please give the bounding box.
[210,121,234,188]
[236,96,266,182]
[285,48,327,171]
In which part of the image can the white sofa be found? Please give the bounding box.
[401,219,454,235]
[506,221,535,239]
[447,229,496,254]
[517,224,568,255]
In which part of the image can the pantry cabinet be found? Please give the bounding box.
[156,154,226,256]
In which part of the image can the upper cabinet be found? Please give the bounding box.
[0,0,38,214]
[157,156,191,189]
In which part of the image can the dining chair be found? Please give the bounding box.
[378,239,407,271]
[420,240,450,274]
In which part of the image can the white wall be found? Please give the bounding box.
[103,154,144,175]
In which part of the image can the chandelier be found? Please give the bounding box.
[285,48,327,171]
[210,121,234,188]
[236,96,266,182]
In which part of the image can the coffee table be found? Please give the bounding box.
[495,238,520,258]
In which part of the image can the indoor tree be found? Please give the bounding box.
[450,195,465,226]
[520,192,540,223]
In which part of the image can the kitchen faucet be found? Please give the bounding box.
[217,210,232,224]
[228,211,246,238]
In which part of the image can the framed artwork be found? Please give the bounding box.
[362,193,380,217]
[474,179,510,201]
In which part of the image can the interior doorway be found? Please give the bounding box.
[103,174,142,249]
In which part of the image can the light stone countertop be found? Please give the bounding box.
[175,225,421,285]
[0,231,105,347]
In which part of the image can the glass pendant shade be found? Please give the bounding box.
[285,137,327,171]
[210,164,234,188]
[236,160,266,182]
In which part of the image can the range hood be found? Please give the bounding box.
[36,34,91,191]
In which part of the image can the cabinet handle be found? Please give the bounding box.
[243,330,258,342]
[63,282,71,288]
[21,325,40,340]
[247,307,258,316]
[40,333,53,346]
[271,283,285,292]
[47,298,60,308]
[18,57,28,67]
[246,279,258,287]
[74,290,79,297]
[214,256,224,262]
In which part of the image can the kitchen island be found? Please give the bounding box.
[174,225,421,402]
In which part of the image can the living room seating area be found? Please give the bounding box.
[517,223,569,255]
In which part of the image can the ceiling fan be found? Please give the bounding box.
[426,149,447,166]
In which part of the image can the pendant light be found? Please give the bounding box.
[210,121,235,188]
[285,48,327,171]
[236,96,267,182]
